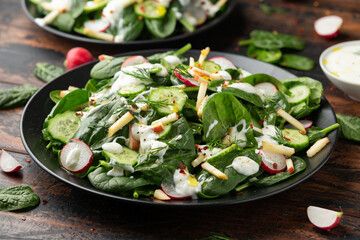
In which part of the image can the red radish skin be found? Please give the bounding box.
[84,18,110,32]
[121,56,149,68]
[258,149,286,173]
[307,206,343,229]
[314,15,343,39]
[161,183,191,200]
[60,139,93,173]
[254,82,278,97]
[208,57,236,70]
[0,150,22,173]
[65,47,94,70]
[174,70,199,87]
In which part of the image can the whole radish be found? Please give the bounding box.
[65,47,94,70]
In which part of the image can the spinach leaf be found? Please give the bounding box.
[280,77,323,118]
[241,73,290,95]
[198,148,261,197]
[47,89,90,118]
[253,156,306,187]
[90,56,129,79]
[85,78,112,92]
[307,123,339,144]
[49,90,61,103]
[265,91,291,112]
[336,114,360,142]
[202,93,254,145]
[52,12,75,32]
[250,30,305,50]
[247,44,282,63]
[278,54,315,71]
[145,9,176,39]
[0,185,40,211]
[0,84,38,109]
[34,62,65,82]
[260,3,286,15]
[208,82,263,107]
[146,43,191,64]
[88,167,152,194]
[135,117,196,185]
[112,6,144,42]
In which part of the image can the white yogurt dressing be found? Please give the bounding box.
[164,55,182,66]
[230,156,259,176]
[102,142,123,154]
[228,119,249,148]
[228,82,257,94]
[206,120,218,138]
[196,145,222,158]
[173,169,201,198]
[255,124,279,148]
[324,45,360,83]
[211,71,232,81]
[110,63,167,93]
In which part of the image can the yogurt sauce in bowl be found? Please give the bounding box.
[320,40,360,101]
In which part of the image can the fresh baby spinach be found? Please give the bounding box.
[0,84,38,109]
[90,56,129,79]
[0,185,40,211]
[278,54,315,71]
[336,114,360,142]
[250,30,306,50]
[247,44,282,63]
[34,62,65,83]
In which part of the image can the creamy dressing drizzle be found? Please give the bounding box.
[229,156,259,176]
[228,119,249,148]
[255,124,278,148]
[173,169,201,198]
[206,120,218,138]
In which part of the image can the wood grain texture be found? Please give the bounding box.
[0,0,359,239]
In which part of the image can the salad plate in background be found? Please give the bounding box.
[22,0,236,45]
[20,48,338,206]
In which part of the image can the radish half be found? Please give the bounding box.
[84,18,110,32]
[208,57,236,70]
[60,139,93,173]
[314,15,343,38]
[259,149,286,173]
[161,182,191,200]
[285,120,313,130]
[307,206,343,229]
[121,56,149,68]
[0,150,22,173]
[174,70,199,87]
[254,82,278,97]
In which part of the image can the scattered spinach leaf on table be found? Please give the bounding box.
[336,114,360,142]
[0,185,40,211]
[34,62,65,83]
[0,84,38,109]
[278,54,315,71]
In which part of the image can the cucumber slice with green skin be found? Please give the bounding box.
[47,111,81,143]
[206,144,240,163]
[118,84,146,97]
[83,0,110,13]
[148,87,187,115]
[157,124,172,139]
[134,1,167,19]
[286,84,311,104]
[282,129,309,152]
[201,61,222,73]
[102,147,138,166]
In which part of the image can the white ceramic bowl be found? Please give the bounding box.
[319,40,360,101]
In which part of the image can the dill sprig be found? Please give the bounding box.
[174,64,193,78]
[271,127,288,145]
[121,67,153,83]
[149,145,168,156]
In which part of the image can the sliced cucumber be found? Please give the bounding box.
[83,0,110,13]
[157,124,172,139]
[47,111,81,143]
[134,1,166,19]
[201,61,221,73]
[286,85,311,104]
[148,87,187,115]
[103,147,138,166]
[282,129,309,152]
[118,84,146,97]
[207,144,239,164]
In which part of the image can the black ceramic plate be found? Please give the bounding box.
[21,0,236,46]
[21,50,338,207]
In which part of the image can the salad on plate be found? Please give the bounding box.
[28,0,228,43]
[42,44,339,200]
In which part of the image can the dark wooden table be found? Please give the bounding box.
[1,0,359,239]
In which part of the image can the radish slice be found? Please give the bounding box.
[121,56,149,68]
[60,139,93,173]
[254,82,278,97]
[314,15,343,38]
[307,206,343,229]
[0,150,22,173]
[174,70,199,87]
[161,182,191,200]
[208,57,236,70]
[258,149,286,173]
[84,18,110,32]
[285,120,313,130]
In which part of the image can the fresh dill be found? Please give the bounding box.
[175,64,193,78]
[149,145,168,156]
[271,127,288,145]
[121,67,153,83]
